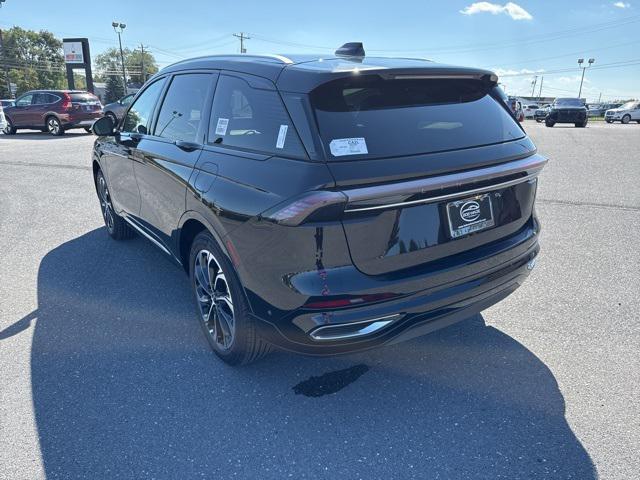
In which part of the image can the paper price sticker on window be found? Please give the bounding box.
[215,117,229,136]
[329,137,368,157]
[276,125,288,149]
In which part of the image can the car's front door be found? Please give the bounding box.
[632,103,640,120]
[132,72,217,250]
[105,78,166,217]
[10,94,34,126]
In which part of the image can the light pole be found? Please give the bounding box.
[577,58,594,99]
[112,22,127,94]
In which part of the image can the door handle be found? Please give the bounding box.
[175,140,201,152]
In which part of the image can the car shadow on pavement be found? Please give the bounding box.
[1,131,91,140]
[29,228,597,479]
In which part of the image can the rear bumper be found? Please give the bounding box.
[59,112,102,128]
[253,220,539,355]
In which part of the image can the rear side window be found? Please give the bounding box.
[154,73,212,143]
[122,79,165,134]
[209,75,306,158]
[311,75,524,160]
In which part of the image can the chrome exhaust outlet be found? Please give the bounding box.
[309,314,401,342]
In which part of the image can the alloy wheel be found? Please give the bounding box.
[193,249,235,350]
[47,118,60,135]
[98,175,115,232]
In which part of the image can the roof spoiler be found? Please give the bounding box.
[335,42,365,57]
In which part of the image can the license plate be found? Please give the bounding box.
[446,193,495,239]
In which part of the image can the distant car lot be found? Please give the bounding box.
[0,122,638,479]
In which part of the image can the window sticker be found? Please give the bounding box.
[329,137,368,157]
[276,125,288,149]
[215,117,229,136]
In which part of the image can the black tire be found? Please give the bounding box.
[189,231,272,366]
[536,119,543,123]
[575,120,588,128]
[605,119,613,124]
[105,112,118,128]
[621,114,631,124]
[95,170,135,240]
[3,117,16,135]
[45,116,65,136]
[545,119,555,127]
[84,127,92,133]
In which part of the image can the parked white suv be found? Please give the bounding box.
[523,104,539,119]
[605,101,640,124]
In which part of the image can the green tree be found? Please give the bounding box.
[104,74,124,103]
[1,27,65,96]
[95,47,158,87]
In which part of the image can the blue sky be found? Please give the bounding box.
[1,0,639,101]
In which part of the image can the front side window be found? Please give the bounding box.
[16,94,33,107]
[209,75,306,158]
[122,79,165,134]
[154,74,212,143]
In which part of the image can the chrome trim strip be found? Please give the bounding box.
[345,174,539,213]
[264,54,294,64]
[343,154,547,213]
[309,313,401,341]
[123,216,173,257]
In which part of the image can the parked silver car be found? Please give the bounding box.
[605,101,640,124]
[102,93,134,126]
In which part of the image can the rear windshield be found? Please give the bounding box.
[70,93,100,103]
[310,75,523,160]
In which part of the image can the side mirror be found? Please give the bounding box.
[92,116,115,136]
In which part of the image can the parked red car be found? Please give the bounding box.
[2,90,103,136]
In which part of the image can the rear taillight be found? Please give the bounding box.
[263,191,347,226]
[61,93,72,111]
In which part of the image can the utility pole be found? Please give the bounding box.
[112,22,127,94]
[233,32,250,53]
[138,43,148,83]
[598,92,602,103]
[0,28,11,96]
[538,76,544,100]
[577,58,595,99]
[530,76,538,98]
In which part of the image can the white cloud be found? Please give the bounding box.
[460,2,533,20]
[613,1,630,8]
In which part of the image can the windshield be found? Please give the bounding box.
[619,101,637,109]
[311,75,524,160]
[553,98,584,107]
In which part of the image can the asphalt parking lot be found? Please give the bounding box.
[1,121,638,479]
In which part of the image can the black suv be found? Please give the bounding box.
[545,98,588,127]
[91,44,546,365]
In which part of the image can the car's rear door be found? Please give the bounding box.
[132,71,217,251]
[31,93,55,127]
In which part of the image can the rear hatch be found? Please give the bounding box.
[69,92,102,118]
[310,72,541,276]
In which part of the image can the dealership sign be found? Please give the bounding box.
[63,41,84,64]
